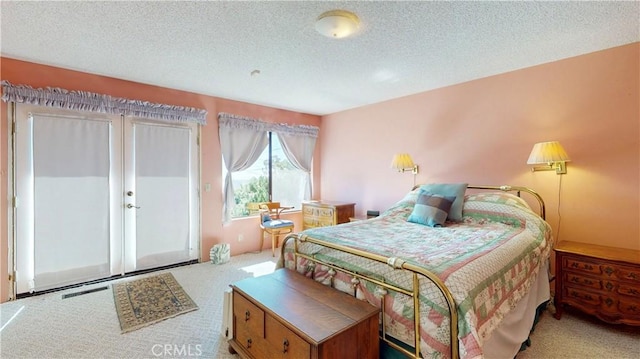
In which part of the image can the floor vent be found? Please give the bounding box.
[61,286,109,299]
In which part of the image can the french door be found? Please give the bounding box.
[12,105,199,294]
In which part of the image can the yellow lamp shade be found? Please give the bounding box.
[391,153,417,173]
[527,141,571,164]
[527,141,570,174]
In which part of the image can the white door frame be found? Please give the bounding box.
[8,104,200,297]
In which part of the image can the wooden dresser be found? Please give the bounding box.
[554,241,640,325]
[302,200,355,230]
[229,268,379,359]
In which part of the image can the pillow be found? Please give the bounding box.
[464,192,532,211]
[407,192,456,227]
[261,213,272,223]
[462,192,539,225]
[418,183,468,221]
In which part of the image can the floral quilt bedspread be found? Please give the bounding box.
[282,191,552,359]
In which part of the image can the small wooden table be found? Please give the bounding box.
[229,268,380,359]
[302,201,355,230]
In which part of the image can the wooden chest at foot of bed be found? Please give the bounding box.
[554,241,640,326]
[229,268,380,359]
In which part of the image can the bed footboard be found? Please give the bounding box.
[280,233,459,359]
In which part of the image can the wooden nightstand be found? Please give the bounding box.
[554,241,640,326]
[229,269,379,359]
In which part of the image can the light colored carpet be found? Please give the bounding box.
[1,250,276,359]
[516,307,639,359]
[1,250,638,358]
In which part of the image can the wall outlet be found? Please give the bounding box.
[238,234,244,242]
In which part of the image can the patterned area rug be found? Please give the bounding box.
[112,273,198,333]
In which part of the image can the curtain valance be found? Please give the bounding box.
[1,81,207,125]
[218,112,318,137]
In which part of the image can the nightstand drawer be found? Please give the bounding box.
[618,283,640,297]
[565,272,602,290]
[564,257,601,275]
[618,265,640,284]
[618,296,640,317]
[565,285,601,306]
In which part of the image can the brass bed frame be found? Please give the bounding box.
[280,185,546,359]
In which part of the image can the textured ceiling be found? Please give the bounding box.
[1,1,638,115]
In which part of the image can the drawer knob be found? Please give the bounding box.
[605,282,614,290]
[283,339,289,353]
[245,310,250,321]
[246,338,252,348]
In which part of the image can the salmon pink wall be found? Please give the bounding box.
[320,43,639,252]
[0,58,321,302]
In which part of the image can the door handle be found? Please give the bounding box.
[126,204,140,209]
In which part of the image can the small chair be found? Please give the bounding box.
[259,202,294,257]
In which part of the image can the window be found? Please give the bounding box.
[219,113,318,223]
[228,133,307,218]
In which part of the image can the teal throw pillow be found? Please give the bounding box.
[418,183,468,221]
[407,192,456,227]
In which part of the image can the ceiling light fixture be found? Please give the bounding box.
[315,10,360,39]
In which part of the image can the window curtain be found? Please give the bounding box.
[276,126,318,200]
[218,113,269,223]
[218,113,320,223]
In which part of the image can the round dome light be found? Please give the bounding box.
[315,10,360,39]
